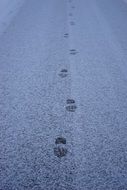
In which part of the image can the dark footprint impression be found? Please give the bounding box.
[70,49,78,55]
[55,137,66,145]
[66,105,77,112]
[64,33,69,38]
[59,69,68,78]
[54,147,67,158]
[69,13,73,17]
[70,21,75,26]
[67,99,75,104]
[54,137,67,158]
[66,99,77,112]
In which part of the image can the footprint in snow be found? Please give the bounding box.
[70,49,78,55]
[54,137,67,158]
[59,69,68,78]
[66,99,77,112]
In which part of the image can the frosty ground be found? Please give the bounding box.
[0,0,127,189]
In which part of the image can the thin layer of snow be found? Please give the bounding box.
[0,0,25,35]
[123,0,127,4]
[1,0,127,189]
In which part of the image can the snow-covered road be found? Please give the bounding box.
[0,0,127,189]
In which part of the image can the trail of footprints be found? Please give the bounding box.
[69,0,76,26]
[54,100,77,158]
[54,0,77,158]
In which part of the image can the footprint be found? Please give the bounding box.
[70,21,75,26]
[55,137,66,144]
[61,69,68,72]
[64,33,69,38]
[70,49,77,55]
[69,13,73,17]
[59,69,68,78]
[66,99,77,112]
[66,105,77,112]
[67,99,75,104]
[9,11,13,15]
[54,147,67,158]
[59,73,67,78]
[54,137,67,158]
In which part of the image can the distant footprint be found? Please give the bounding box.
[66,105,77,112]
[70,49,78,55]
[59,69,68,78]
[71,6,75,9]
[67,99,75,104]
[61,69,68,72]
[69,13,73,17]
[66,99,77,112]
[70,21,75,26]
[64,33,69,38]
[9,11,13,15]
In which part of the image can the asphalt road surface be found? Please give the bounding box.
[0,0,127,189]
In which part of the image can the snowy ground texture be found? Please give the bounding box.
[0,0,25,35]
[0,0,127,189]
